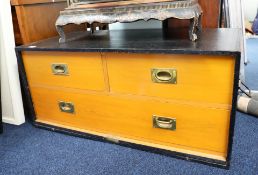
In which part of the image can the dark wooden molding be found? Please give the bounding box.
[11,0,66,6]
[166,0,221,28]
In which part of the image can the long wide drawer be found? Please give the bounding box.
[22,52,106,91]
[31,86,231,160]
[106,53,235,107]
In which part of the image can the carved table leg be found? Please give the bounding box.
[56,25,66,43]
[89,24,95,34]
[189,17,198,41]
[197,14,202,32]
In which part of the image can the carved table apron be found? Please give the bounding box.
[56,0,202,43]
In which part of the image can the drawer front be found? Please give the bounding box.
[106,53,235,107]
[22,52,106,91]
[31,87,230,159]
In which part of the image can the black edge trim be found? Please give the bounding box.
[225,52,241,168]
[33,121,229,169]
[16,50,37,122]
[15,47,239,57]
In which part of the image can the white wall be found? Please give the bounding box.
[244,0,258,21]
[109,20,162,30]
[0,0,25,125]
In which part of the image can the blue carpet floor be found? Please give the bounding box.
[1,39,258,175]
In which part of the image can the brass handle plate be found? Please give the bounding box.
[58,101,75,114]
[52,64,69,75]
[153,115,176,131]
[151,68,177,84]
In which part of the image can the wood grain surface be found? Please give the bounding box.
[21,51,235,161]
[31,86,230,160]
[22,52,106,91]
[18,28,240,162]
[106,52,235,107]
[12,1,84,45]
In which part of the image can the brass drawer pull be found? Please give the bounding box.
[58,101,75,114]
[52,64,69,75]
[153,115,176,131]
[151,68,177,84]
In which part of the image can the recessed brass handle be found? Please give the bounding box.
[52,64,69,75]
[58,101,75,114]
[151,68,177,84]
[153,115,176,131]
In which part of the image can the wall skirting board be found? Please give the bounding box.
[0,0,25,125]
[2,116,25,125]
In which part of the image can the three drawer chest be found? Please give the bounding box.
[16,28,241,168]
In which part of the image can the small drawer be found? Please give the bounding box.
[31,87,231,160]
[22,51,105,91]
[106,53,235,107]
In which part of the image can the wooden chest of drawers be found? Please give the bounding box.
[16,29,241,168]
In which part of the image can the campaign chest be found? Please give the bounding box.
[16,29,241,168]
